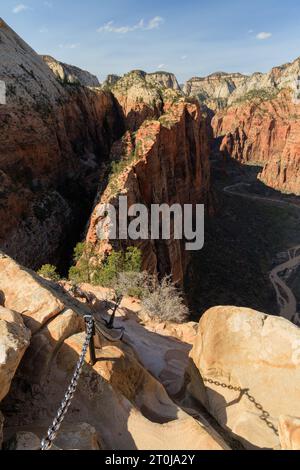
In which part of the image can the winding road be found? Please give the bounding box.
[223,182,300,326]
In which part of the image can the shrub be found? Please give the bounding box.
[37,264,60,281]
[115,271,149,299]
[93,250,125,287]
[68,243,143,288]
[141,275,189,324]
[93,247,142,288]
[68,242,95,283]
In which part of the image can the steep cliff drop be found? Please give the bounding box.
[85,73,213,284]
[0,18,125,272]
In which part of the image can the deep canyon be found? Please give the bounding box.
[0,18,300,451]
[1,18,300,319]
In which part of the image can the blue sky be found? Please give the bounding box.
[2,0,300,83]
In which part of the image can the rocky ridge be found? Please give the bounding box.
[42,55,100,87]
[184,56,300,111]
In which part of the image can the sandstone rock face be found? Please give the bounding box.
[146,71,181,91]
[86,98,212,284]
[185,56,300,111]
[0,306,30,402]
[0,255,228,450]
[42,55,100,87]
[0,253,64,333]
[184,72,247,111]
[0,19,124,269]
[212,90,300,195]
[102,74,121,88]
[279,416,300,450]
[108,70,183,131]
[52,423,102,450]
[189,306,300,449]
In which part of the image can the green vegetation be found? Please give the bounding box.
[107,141,142,195]
[68,243,142,287]
[93,246,142,287]
[233,88,279,105]
[37,264,60,281]
[68,242,95,284]
[68,242,189,323]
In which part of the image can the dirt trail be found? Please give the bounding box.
[223,183,300,325]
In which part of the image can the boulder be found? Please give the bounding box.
[0,306,30,402]
[279,416,300,450]
[0,253,64,333]
[189,306,300,449]
[6,432,41,450]
[53,423,102,450]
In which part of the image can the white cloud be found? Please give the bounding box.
[181,55,187,60]
[146,16,164,30]
[39,27,49,33]
[256,32,272,40]
[97,16,164,34]
[12,4,28,14]
[59,43,80,49]
[157,64,166,69]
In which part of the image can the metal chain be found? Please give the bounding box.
[40,315,95,451]
[203,378,279,436]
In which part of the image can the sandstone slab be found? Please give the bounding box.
[189,306,300,449]
[0,306,30,402]
[279,416,300,450]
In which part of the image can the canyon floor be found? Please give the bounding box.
[185,153,300,320]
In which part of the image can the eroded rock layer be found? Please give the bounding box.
[212,90,300,195]
[86,97,212,284]
[0,18,124,269]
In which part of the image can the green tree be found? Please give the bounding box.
[68,242,95,283]
[37,264,60,281]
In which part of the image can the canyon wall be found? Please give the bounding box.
[86,95,212,284]
[212,90,300,195]
[184,56,300,111]
[184,56,300,196]
[0,18,124,269]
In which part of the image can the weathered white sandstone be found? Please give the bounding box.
[42,55,100,87]
[185,56,300,110]
[189,306,300,449]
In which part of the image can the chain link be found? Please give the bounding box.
[40,315,95,451]
[203,378,279,436]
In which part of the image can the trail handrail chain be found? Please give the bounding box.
[40,315,95,451]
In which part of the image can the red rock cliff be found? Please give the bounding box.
[212,90,300,195]
[0,19,124,269]
[86,98,212,284]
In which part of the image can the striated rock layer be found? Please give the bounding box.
[86,97,212,284]
[184,55,300,111]
[212,90,300,195]
[0,18,124,270]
